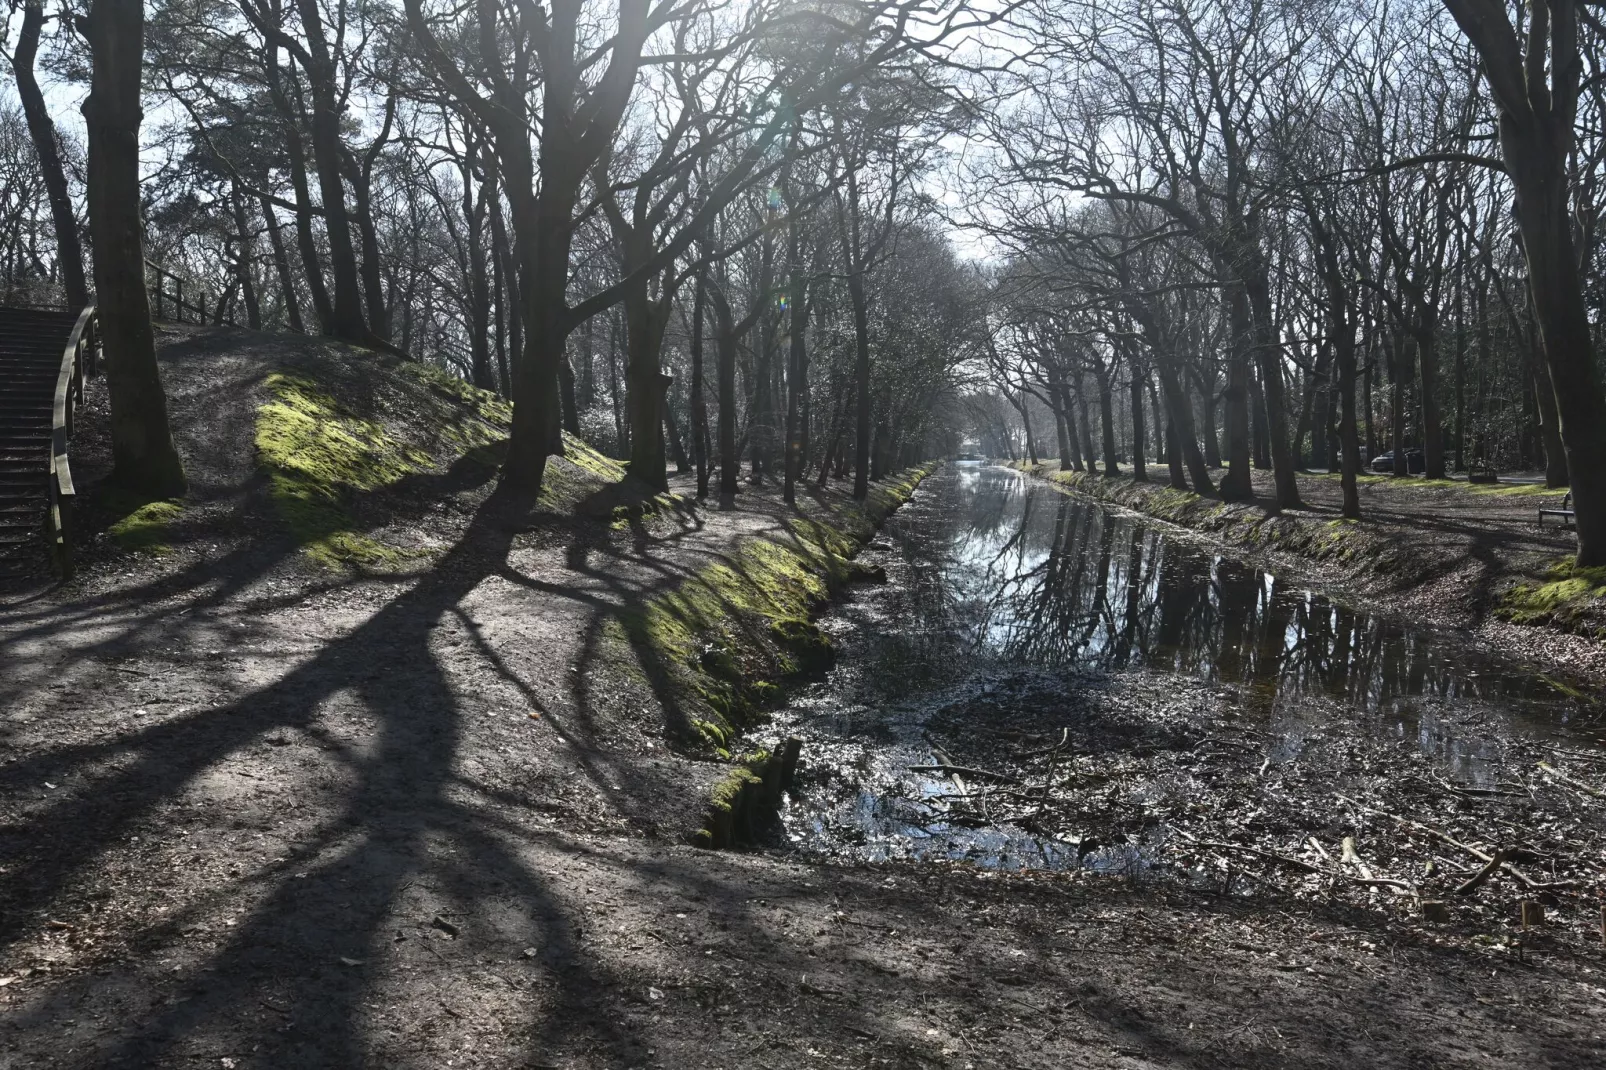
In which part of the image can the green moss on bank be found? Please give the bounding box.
[106,498,183,553]
[256,372,444,567]
[253,359,534,568]
[623,514,858,752]
[1499,559,1606,635]
[616,462,936,843]
[1022,463,1599,644]
[1024,463,1415,581]
[1310,470,1560,498]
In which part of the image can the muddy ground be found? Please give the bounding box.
[3,336,1605,1067]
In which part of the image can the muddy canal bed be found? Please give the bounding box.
[755,463,1606,945]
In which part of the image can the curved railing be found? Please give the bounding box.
[46,305,97,579]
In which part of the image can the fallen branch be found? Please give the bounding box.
[1336,794,1544,891]
[1538,762,1606,799]
[1198,841,1323,873]
[1454,848,1509,896]
[908,764,1021,784]
[1341,835,1374,881]
[1034,729,1072,820]
[1197,841,1414,891]
[1014,728,1075,760]
[1423,774,1527,800]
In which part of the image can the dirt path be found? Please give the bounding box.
[3,340,1605,1067]
[1251,468,1573,607]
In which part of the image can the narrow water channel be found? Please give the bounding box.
[761,462,1602,871]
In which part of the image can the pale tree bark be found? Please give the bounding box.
[82,0,186,497]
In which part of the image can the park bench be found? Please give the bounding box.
[1538,491,1575,529]
[1467,463,1498,484]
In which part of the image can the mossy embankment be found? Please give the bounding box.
[1499,559,1606,638]
[610,464,937,847]
[1012,460,1606,643]
[253,352,639,567]
[1015,461,1420,578]
[252,342,937,843]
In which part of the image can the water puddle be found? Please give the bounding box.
[760,463,1603,871]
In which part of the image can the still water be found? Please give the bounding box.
[764,462,1599,868]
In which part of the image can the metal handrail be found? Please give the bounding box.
[46,305,97,579]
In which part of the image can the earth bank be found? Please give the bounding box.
[0,333,1603,1068]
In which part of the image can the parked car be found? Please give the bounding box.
[1370,448,1425,474]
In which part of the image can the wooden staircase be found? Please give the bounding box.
[0,306,95,585]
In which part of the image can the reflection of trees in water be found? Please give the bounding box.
[942,475,1541,713]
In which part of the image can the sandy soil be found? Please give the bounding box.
[3,337,1604,1068]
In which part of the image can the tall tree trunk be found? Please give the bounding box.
[848,270,872,500]
[1532,343,1570,487]
[83,0,185,497]
[291,0,367,342]
[1049,378,1073,469]
[14,0,88,307]
[664,398,689,473]
[266,46,332,329]
[229,185,262,329]
[710,283,741,498]
[817,385,848,488]
[1196,367,1223,468]
[1453,279,1467,471]
[622,273,671,489]
[491,189,517,397]
[1249,370,1270,469]
[1076,375,1097,471]
[783,265,808,504]
[1165,418,1186,489]
[559,353,580,435]
[1446,0,1606,563]
[1245,267,1300,505]
[464,173,494,390]
[347,158,389,340]
[1311,214,1362,519]
[1021,389,1039,465]
[260,196,304,332]
[1364,345,1377,461]
[1218,350,1253,500]
[751,242,776,485]
[492,243,507,395]
[607,313,624,450]
[1128,361,1146,482]
[1301,341,1331,469]
[501,158,573,491]
[1307,349,1330,470]
[1390,329,1408,476]
[1095,365,1119,474]
[1414,308,1446,479]
[690,268,710,498]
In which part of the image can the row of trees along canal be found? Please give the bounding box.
[5,0,1606,565]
